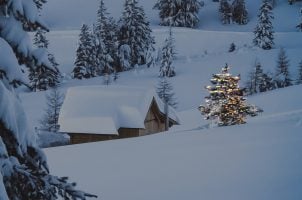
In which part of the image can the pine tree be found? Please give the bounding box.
[232,0,248,25]
[105,17,120,72]
[296,60,302,85]
[245,62,274,95]
[34,28,49,48]
[261,72,275,91]
[153,0,177,26]
[154,0,203,28]
[199,64,262,126]
[146,45,157,68]
[40,87,64,133]
[253,0,274,50]
[94,0,116,75]
[219,0,232,24]
[31,28,60,91]
[159,27,176,77]
[156,77,178,109]
[274,48,293,88]
[0,0,96,199]
[73,24,94,79]
[31,0,60,91]
[29,66,60,91]
[95,0,110,41]
[119,0,155,67]
[118,44,132,71]
[93,36,114,75]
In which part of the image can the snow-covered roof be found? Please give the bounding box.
[59,85,180,135]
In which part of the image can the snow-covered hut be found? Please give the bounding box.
[59,85,180,144]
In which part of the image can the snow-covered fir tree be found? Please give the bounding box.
[253,0,274,50]
[34,28,49,48]
[154,0,203,28]
[48,53,59,70]
[73,24,94,79]
[95,0,109,41]
[245,62,274,95]
[274,48,293,88]
[105,17,120,71]
[119,0,155,67]
[232,0,248,24]
[296,60,302,85]
[29,66,60,91]
[0,0,96,199]
[93,36,114,75]
[199,64,262,126]
[145,45,157,68]
[118,44,132,71]
[153,0,176,26]
[31,1,61,91]
[259,71,275,91]
[40,87,64,132]
[219,0,232,24]
[94,0,116,75]
[156,77,178,109]
[159,27,176,77]
[30,28,60,91]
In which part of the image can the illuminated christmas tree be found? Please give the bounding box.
[199,64,262,126]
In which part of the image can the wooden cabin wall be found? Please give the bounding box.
[118,128,140,138]
[69,133,118,144]
[142,103,165,136]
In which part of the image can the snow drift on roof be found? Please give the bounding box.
[59,85,179,135]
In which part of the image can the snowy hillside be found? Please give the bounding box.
[45,85,302,200]
[43,0,301,32]
[15,0,302,199]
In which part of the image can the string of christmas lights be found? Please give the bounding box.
[199,64,262,126]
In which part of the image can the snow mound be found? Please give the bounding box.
[0,82,35,152]
[0,38,24,83]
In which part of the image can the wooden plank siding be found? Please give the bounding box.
[118,128,140,138]
[142,99,166,136]
[69,133,118,144]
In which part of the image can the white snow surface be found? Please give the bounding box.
[0,38,24,83]
[0,173,8,200]
[0,16,31,58]
[15,0,302,199]
[0,82,35,152]
[45,85,302,200]
[59,85,179,134]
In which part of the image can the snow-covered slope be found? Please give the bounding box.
[45,85,302,200]
[18,1,302,199]
[43,0,302,32]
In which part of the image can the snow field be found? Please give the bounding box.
[45,85,302,200]
[18,0,302,199]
